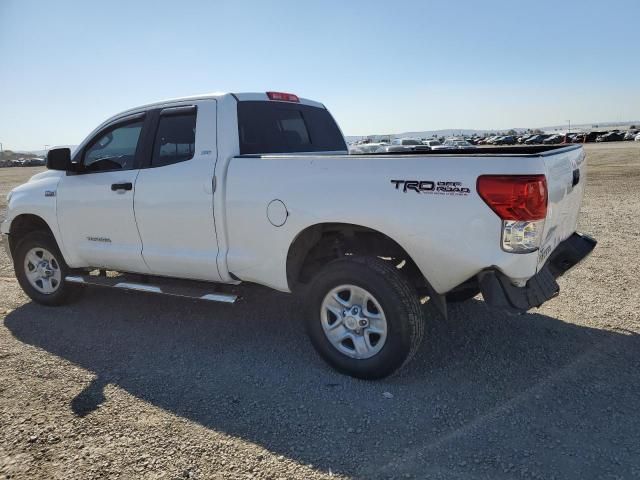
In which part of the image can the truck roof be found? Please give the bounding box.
[106,92,325,126]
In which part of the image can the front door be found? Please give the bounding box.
[57,115,150,273]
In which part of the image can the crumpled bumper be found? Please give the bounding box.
[478,232,597,313]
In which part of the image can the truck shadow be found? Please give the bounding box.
[5,285,640,479]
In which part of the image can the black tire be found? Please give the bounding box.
[306,256,425,380]
[14,231,79,306]
[446,287,480,303]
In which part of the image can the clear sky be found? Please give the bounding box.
[1,0,638,150]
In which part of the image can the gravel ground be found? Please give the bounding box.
[1,143,639,479]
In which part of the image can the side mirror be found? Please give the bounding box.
[46,148,72,171]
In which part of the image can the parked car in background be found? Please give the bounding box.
[479,136,499,145]
[350,142,389,154]
[635,133,640,141]
[493,136,517,145]
[623,131,638,141]
[24,158,46,166]
[524,134,549,145]
[422,139,449,150]
[613,131,626,141]
[378,138,431,153]
[583,131,605,143]
[442,138,476,149]
[596,131,625,142]
[6,158,46,167]
[543,135,564,145]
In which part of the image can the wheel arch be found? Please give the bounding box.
[7,214,58,258]
[286,222,429,293]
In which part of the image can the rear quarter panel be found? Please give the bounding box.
[224,153,548,293]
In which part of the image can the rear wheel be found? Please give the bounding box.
[306,256,425,379]
[14,232,79,306]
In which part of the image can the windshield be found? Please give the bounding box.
[401,139,421,145]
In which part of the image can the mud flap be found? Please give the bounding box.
[547,232,597,278]
[478,267,559,314]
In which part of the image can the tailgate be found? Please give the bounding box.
[537,146,586,270]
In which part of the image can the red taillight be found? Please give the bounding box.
[266,91,300,102]
[477,175,547,221]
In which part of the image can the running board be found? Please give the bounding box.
[65,274,237,304]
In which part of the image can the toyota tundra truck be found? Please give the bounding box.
[1,92,596,379]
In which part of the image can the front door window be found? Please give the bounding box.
[83,121,143,172]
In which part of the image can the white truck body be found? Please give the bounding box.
[2,92,585,293]
[1,92,596,378]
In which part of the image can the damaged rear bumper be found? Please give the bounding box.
[479,232,597,313]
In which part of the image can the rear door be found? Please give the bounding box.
[537,146,586,269]
[133,100,221,281]
[56,113,150,272]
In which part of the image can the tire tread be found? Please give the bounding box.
[307,255,425,379]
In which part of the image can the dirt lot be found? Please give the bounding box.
[1,143,639,479]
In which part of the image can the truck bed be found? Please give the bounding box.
[224,143,585,294]
[367,144,577,156]
[239,144,579,158]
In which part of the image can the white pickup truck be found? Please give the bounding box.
[1,92,596,379]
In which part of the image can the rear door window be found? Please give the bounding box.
[238,101,346,154]
[151,108,197,167]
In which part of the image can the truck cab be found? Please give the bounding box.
[2,93,347,281]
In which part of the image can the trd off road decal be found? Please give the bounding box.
[391,180,470,196]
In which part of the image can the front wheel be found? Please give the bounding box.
[14,231,79,306]
[306,256,425,379]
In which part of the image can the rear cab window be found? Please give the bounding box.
[237,101,346,155]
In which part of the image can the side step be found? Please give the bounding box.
[65,273,237,304]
